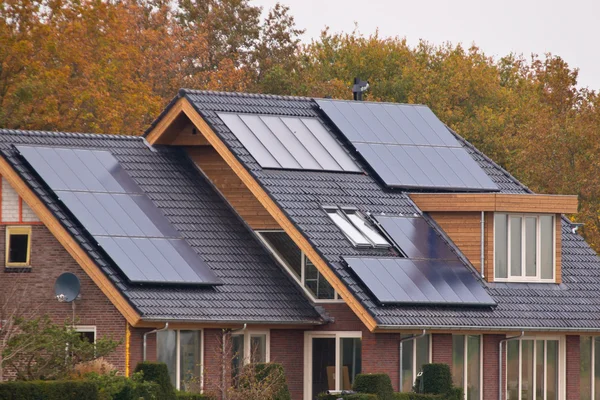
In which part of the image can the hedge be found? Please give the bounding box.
[352,374,394,400]
[393,389,462,400]
[135,362,176,400]
[0,380,98,400]
[317,393,378,400]
[419,364,452,395]
[175,393,213,400]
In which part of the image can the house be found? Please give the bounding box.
[0,89,597,400]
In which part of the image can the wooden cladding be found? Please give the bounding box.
[411,193,578,214]
[429,211,562,283]
[186,147,280,230]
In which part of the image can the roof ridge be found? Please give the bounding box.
[0,129,143,141]
[178,88,313,102]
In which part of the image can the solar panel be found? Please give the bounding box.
[218,113,360,173]
[316,99,498,191]
[374,215,458,260]
[16,146,221,286]
[343,257,495,306]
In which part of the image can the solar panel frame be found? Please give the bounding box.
[344,257,496,306]
[16,145,221,286]
[315,99,499,191]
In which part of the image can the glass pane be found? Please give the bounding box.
[250,334,267,363]
[594,337,600,400]
[8,234,28,263]
[179,331,201,392]
[452,335,465,388]
[259,231,302,278]
[304,257,335,299]
[467,335,480,400]
[522,340,534,400]
[525,217,537,277]
[540,215,554,280]
[340,338,362,390]
[416,335,430,375]
[312,338,336,397]
[156,330,177,388]
[232,334,245,379]
[328,211,371,246]
[510,216,523,277]
[536,341,544,400]
[507,340,520,400]
[546,340,559,400]
[401,336,414,392]
[495,213,508,279]
[581,336,592,400]
[347,213,389,247]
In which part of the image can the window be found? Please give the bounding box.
[494,214,555,281]
[157,330,202,392]
[75,326,96,344]
[325,207,390,248]
[304,331,362,400]
[231,330,269,378]
[452,335,481,400]
[400,334,431,392]
[5,226,31,267]
[580,336,600,400]
[257,231,340,301]
[506,337,561,400]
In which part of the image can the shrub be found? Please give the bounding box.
[353,373,394,400]
[443,387,463,400]
[393,393,441,400]
[0,380,98,400]
[86,371,160,400]
[252,363,290,400]
[317,393,378,400]
[420,364,452,395]
[135,362,176,400]
[176,392,214,399]
[71,358,116,378]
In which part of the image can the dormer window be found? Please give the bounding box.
[325,207,390,248]
[494,213,555,282]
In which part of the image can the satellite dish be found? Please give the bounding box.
[54,272,80,303]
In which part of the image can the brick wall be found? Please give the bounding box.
[432,334,453,365]
[566,335,580,400]
[483,334,503,400]
[271,329,305,400]
[0,225,127,376]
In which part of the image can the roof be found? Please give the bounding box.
[174,89,600,331]
[0,129,322,324]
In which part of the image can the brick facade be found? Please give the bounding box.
[432,334,453,365]
[0,224,127,376]
[566,335,580,400]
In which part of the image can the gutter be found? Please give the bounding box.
[376,324,600,333]
[499,331,524,400]
[139,318,323,326]
[143,322,168,361]
[398,329,426,391]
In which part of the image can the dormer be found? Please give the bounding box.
[410,193,578,284]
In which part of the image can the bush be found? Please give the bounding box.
[86,371,160,400]
[135,362,176,400]
[317,393,378,400]
[176,392,213,399]
[443,387,463,400]
[393,393,441,400]
[420,364,452,395]
[252,363,290,400]
[353,374,394,400]
[0,380,98,400]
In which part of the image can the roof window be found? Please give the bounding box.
[325,207,390,248]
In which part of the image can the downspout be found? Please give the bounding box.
[480,211,485,278]
[399,329,426,391]
[143,322,169,362]
[498,331,524,400]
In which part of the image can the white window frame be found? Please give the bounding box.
[494,213,556,282]
[256,230,343,303]
[303,331,362,400]
[231,329,270,365]
[74,325,96,342]
[400,334,433,392]
[452,334,483,400]
[324,206,390,249]
[581,336,599,398]
[157,329,204,391]
[504,335,565,400]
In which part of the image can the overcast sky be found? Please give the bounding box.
[254,0,600,90]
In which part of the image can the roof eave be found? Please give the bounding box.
[375,324,600,333]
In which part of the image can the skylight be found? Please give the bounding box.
[325,207,390,248]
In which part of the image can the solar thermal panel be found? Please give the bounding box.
[16,146,221,286]
[343,257,495,306]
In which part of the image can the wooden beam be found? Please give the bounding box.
[0,156,142,326]
[152,98,379,332]
[410,193,578,214]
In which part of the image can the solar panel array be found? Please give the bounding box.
[374,215,457,260]
[17,146,221,286]
[343,257,495,306]
[218,113,360,172]
[316,99,498,191]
